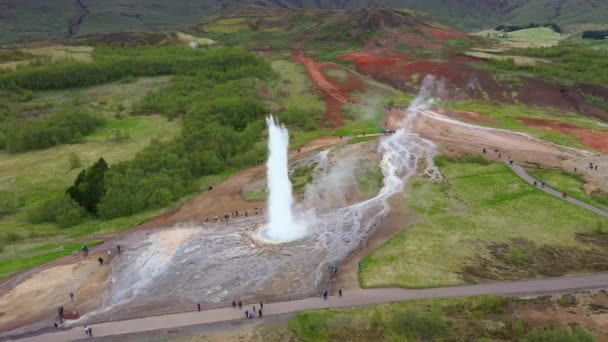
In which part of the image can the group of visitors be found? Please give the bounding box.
[207,208,264,223]
[225,300,265,319]
[484,147,604,202]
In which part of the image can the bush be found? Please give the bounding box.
[5,232,22,242]
[556,294,578,307]
[507,246,528,266]
[474,296,507,315]
[520,325,594,342]
[27,196,86,228]
[3,107,103,153]
[594,222,607,235]
[390,310,448,340]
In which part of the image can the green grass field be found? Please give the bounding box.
[528,169,608,211]
[473,27,563,48]
[360,158,608,288]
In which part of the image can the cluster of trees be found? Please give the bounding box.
[0,45,215,91]
[0,107,103,152]
[582,30,608,39]
[495,23,561,33]
[27,196,86,228]
[28,48,274,221]
[488,46,608,86]
[67,158,109,214]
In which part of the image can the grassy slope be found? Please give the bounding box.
[445,100,608,151]
[0,77,182,278]
[473,27,563,48]
[360,159,608,288]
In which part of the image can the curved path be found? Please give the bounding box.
[15,272,608,341]
[507,161,608,218]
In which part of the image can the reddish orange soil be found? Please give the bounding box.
[421,27,470,41]
[292,50,368,127]
[340,51,608,121]
[519,117,608,152]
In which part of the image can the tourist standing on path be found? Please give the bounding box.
[258,309,263,318]
[88,327,93,337]
[339,289,342,297]
[245,310,249,318]
[323,291,328,300]
[84,326,88,336]
[98,257,104,265]
[70,292,74,301]
[107,249,111,260]
[197,303,201,312]
[232,300,236,309]
[253,305,256,314]
[238,301,242,309]
[260,301,263,310]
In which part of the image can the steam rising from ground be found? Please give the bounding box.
[264,116,305,242]
[304,155,360,209]
[72,75,447,325]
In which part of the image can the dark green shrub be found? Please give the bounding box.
[520,325,594,342]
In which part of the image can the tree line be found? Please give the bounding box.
[495,23,561,33]
[0,107,103,152]
[582,30,608,40]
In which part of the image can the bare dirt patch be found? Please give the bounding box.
[435,107,500,125]
[518,117,608,153]
[0,252,108,333]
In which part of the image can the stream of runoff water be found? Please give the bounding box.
[72,83,443,325]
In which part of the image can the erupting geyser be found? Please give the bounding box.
[263,116,305,242]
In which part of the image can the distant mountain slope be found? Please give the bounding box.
[258,0,608,31]
[1,0,606,44]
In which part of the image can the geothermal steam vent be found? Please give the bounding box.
[262,116,306,242]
